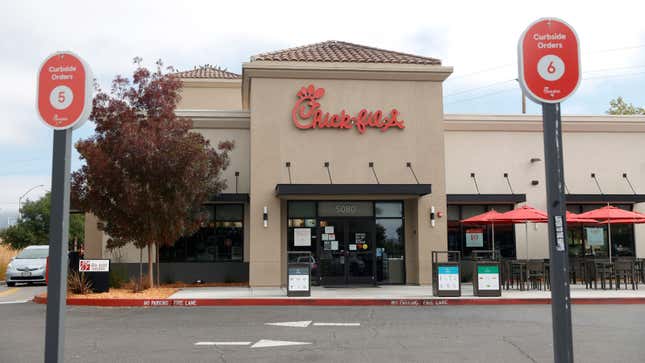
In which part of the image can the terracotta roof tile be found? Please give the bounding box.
[251,40,441,65]
[174,65,240,79]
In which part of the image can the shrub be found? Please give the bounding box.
[109,266,128,289]
[0,244,19,281]
[124,274,151,293]
[68,271,93,294]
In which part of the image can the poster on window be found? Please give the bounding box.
[586,227,605,246]
[294,228,311,246]
[465,228,484,247]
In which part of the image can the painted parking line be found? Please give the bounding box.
[0,288,18,297]
[312,322,360,327]
[195,342,251,346]
[265,320,312,328]
[251,340,311,348]
[0,299,30,305]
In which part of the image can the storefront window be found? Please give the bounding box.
[160,204,244,262]
[566,204,635,257]
[447,204,516,259]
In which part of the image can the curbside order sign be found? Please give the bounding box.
[37,51,93,130]
[518,18,580,104]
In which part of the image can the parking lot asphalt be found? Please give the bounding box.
[1,302,645,362]
[0,284,45,304]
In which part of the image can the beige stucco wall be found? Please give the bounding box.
[247,73,449,286]
[195,128,250,194]
[444,117,645,259]
[177,80,242,110]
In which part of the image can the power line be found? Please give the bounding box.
[445,79,516,97]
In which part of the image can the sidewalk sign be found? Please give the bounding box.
[472,250,501,297]
[432,251,461,297]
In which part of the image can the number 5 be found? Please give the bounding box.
[58,91,65,103]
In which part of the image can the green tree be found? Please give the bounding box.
[607,97,645,115]
[0,193,84,250]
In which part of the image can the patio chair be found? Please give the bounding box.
[614,258,638,290]
[526,260,546,290]
[508,260,527,291]
[594,260,614,290]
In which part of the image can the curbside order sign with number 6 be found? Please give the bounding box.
[518,18,580,104]
[37,52,92,130]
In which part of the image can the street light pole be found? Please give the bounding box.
[18,184,46,220]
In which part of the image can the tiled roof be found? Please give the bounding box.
[174,65,240,79]
[251,40,441,65]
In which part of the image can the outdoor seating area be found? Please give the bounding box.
[500,257,644,291]
[460,204,645,292]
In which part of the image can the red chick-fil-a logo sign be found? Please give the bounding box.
[292,84,405,134]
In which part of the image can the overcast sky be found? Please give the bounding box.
[1,0,645,218]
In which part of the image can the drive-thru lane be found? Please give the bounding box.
[1,303,644,362]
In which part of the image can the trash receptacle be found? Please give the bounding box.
[472,250,501,297]
[432,251,461,297]
[79,259,110,293]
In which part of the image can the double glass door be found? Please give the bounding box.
[318,218,376,285]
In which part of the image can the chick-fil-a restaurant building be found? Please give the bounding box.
[83,41,645,287]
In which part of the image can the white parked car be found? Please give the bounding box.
[5,245,49,287]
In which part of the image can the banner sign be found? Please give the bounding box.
[465,228,484,247]
[79,259,110,272]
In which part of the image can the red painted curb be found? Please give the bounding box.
[32,295,645,307]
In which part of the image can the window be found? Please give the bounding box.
[375,202,405,284]
[447,204,516,259]
[160,204,244,262]
[567,204,635,257]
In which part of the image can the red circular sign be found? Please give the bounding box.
[518,18,580,104]
[37,52,92,129]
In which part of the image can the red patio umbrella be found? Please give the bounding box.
[577,206,645,262]
[460,209,505,252]
[496,205,548,259]
[565,211,598,225]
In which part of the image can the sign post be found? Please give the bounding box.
[518,18,580,363]
[37,51,92,363]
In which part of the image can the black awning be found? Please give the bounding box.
[207,193,249,203]
[447,194,526,204]
[566,194,645,204]
[275,184,431,196]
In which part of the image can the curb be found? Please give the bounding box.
[32,295,645,307]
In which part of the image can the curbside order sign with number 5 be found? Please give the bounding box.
[518,18,580,104]
[37,51,92,130]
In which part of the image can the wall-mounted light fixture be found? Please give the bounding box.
[263,206,268,228]
[530,157,542,163]
[531,180,539,186]
[470,172,480,194]
[623,173,637,194]
[430,206,436,227]
[591,173,604,194]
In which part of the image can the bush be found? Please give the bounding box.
[109,266,128,288]
[68,271,93,294]
[123,274,151,293]
[0,244,19,281]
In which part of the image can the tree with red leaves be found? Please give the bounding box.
[72,58,232,288]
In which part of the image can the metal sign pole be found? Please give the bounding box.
[542,102,574,363]
[44,129,72,363]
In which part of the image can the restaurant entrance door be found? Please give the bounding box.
[318,218,376,285]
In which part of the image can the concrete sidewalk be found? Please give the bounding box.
[169,283,645,300]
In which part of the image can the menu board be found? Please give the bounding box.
[288,266,310,292]
[477,265,500,290]
[586,227,605,246]
[437,266,460,291]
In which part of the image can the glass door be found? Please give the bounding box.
[318,218,376,285]
[318,219,346,285]
[346,219,376,284]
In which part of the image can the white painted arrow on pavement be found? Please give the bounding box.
[264,320,312,328]
[251,339,312,348]
[313,322,360,326]
[195,342,251,346]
